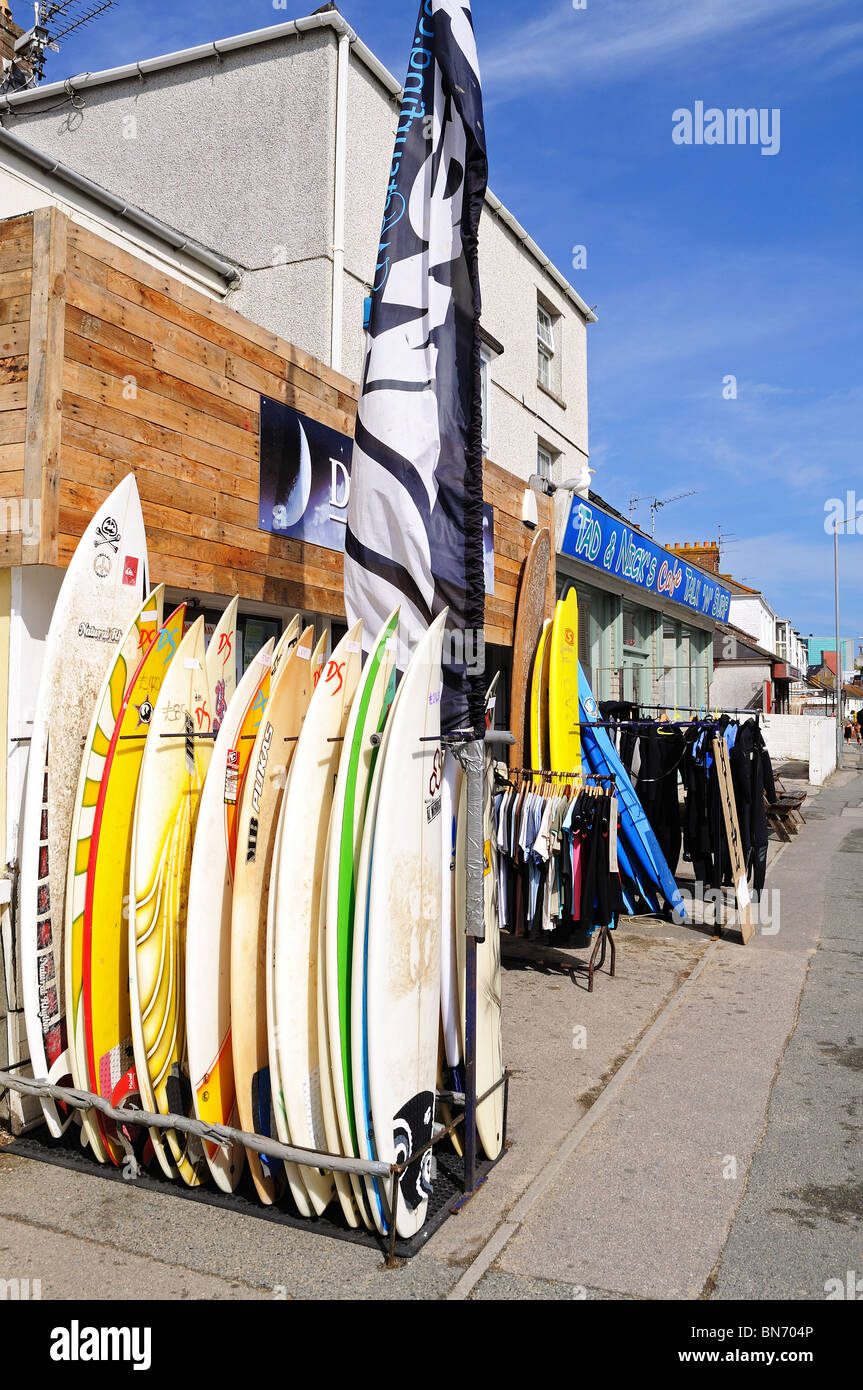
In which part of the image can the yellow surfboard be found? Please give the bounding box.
[529,618,553,771]
[130,616,212,1186]
[83,604,186,1166]
[65,585,164,1163]
[549,589,581,774]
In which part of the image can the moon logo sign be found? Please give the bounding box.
[278,418,313,530]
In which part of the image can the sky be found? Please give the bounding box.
[31,0,863,654]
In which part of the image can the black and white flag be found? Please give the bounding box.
[344,0,488,734]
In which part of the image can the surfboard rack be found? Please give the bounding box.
[0,1066,511,1269]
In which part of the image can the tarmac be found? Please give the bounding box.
[1,760,861,1301]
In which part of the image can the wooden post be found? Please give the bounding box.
[24,206,66,566]
[712,737,755,944]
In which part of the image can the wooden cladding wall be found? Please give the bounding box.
[0,214,32,565]
[1,210,551,646]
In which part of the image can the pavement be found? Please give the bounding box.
[1,767,860,1301]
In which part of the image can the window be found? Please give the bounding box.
[537,445,554,484]
[537,304,554,389]
[478,347,491,455]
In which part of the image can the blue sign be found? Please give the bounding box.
[561,499,731,623]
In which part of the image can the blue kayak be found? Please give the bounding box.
[579,733,660,916]
[578,664,687,921]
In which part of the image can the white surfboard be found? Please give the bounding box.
[185,636,275,1192]
[206,596,239,735]
[271,622,363,1215]
[263,629,327,1218]
[20,474,148,1136]
[352,611,448,1238]
[322,608,399,1231]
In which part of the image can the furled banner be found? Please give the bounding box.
[344,0,489,734]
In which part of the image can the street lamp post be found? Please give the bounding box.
[834,515,854,773]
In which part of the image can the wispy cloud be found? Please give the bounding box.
[480,0,859,93]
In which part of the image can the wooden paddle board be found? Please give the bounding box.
[231,624,315,1205]
[352,611,447,1238]
[185,636,276,1192]
[83,604,186,1166]
[20,473,148,1136]
[529,618,553,771]
[509,528,551,769]
[271,623,363,1214]
[129,615,212,1186]
[64,584,164,1162]
[549,588,581,775]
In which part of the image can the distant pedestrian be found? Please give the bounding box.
[844,719,853,742]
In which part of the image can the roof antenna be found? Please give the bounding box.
[2,0,116,90]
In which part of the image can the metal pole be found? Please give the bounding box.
[836,523,843,772]
[462,736,485,1194]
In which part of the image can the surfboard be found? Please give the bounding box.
[82,604,186,1167]
[529,619,553,771]
[549,589,581,775]
[509,528,551,769]
[352,610,448,1238]
[231,624,316,1205]
[315,833,364,1228]
[64,584,164,1163]
[129,615,212,1186]
[205,596,239,735]
[20,473,148,1137]
[271,622,364,1215]
[254,620,312,1216]
[319,608,398,1230]
[185,636,276,1193]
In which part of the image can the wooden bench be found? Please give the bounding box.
[764,788,807,841]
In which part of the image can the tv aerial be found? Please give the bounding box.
[628,489,697,537]
[2,1,116,90]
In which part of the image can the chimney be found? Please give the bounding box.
[667,539,721,574]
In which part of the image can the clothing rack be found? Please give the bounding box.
[635,704,761,722]
[515,768,617,786]
[496,770,618,991]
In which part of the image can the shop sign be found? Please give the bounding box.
[258,397,495,594]
[561,498,731,621]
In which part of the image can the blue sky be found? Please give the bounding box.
[39,0,863,652]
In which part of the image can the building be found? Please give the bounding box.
[668,543,815,714]
[556,496,731,707]
[805,637,855,684]
[711,623,777,713]
[0,5,595,498]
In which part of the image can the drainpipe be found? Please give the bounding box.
[331,31,350,375]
